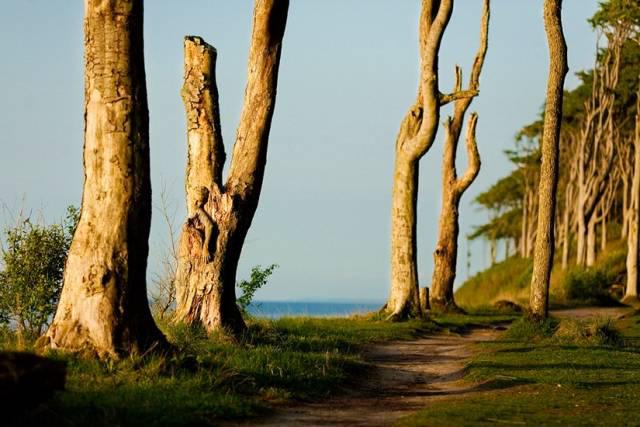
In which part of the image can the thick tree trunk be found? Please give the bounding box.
[174,0,289,335]
[388,156,422,318]
[430,3,488,313]
[624,90,640,304]
[529,0,568,320]
[430,116,480,312]
[41,0,166,358]
[385,0,459,320]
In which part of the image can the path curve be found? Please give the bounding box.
[229,327,502,427]
[228,307,634,427]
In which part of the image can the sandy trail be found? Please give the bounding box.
[228,307,632,427]
[229,326,502,427]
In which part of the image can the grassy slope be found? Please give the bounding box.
[455,240,627,310]
[8,316,437,426]
[396,311,640,426]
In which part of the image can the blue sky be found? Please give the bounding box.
[0,1,599,302]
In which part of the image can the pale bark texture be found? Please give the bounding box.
[430,0,488,313]
[386,0,475,320]
[573,28,623,266]
[41,0,166,357]
[174,0,289,335]
[529,0,568,320]
[624,88,640,304]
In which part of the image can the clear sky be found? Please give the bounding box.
[0,1,600,302]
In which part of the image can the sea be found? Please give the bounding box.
[247,301,382,319]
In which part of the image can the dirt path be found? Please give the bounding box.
[229,326,502,427]
[228,307,633,427]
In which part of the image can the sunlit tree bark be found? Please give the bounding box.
[174,0,289,336]
[430,0,489,313]
[529,0,568,320]
[384,0,478,320]
[41,0,166,357]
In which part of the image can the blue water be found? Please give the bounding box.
[247,301,381,319]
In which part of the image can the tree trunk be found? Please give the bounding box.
[624,89,640,304]
[388,157,422,318]
[430,2,488,313]
[561,190,571,269]
[586,219,597,266]
[601,209,607,252]
[174,0,289,335]
[41,0,166,358]
[529,0,568,320]
[576,204,587,266]
[385,0,463,320]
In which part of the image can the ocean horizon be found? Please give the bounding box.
[247,300,382,318]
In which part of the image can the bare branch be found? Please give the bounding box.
[439,89,479,106]
[456,113,481,193]
[227,0,290,198]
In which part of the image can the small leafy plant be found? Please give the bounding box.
[237,264,278,315]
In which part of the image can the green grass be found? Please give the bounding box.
[396,312,640,426]
[455,256,533,309]
[7,316,437,426]
[456,241,628,311]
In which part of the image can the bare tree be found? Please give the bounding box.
[174,0,289,336]
[384,0,478,320]
[529,0,568,320]
[624,85,640,304]
[41,0,166,357]
[150,184,180,319]
[573,29,625,266]
[430,0,489,313]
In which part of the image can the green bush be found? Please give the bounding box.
[563,266,617,305]
[0,206,78,341]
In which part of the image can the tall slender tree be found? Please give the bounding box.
[41,0,166,357]
[529,0,568,319]
[430,0,489,313]
[174,0,289,335]
[624,86,640,304]
[384,0,479,320]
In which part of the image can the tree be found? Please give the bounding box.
[41,0,166,358]
[0,207,78,344]
[625,85,640,304]
[430,0,489,312]
[384,0,479,320]
[174,0,290,336]
[529,0,568,319]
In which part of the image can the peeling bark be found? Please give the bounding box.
[41,0,166,358]
[174,0,289,336]
[529,0,568,320]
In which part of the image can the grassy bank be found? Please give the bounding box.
[7,316,437,426]
[396,310,640,426]
[455,241,627,310]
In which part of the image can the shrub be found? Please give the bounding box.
[563,266,617,305]
[0,206,78,341]
[554,318,623,346]
[237,264,278,316]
